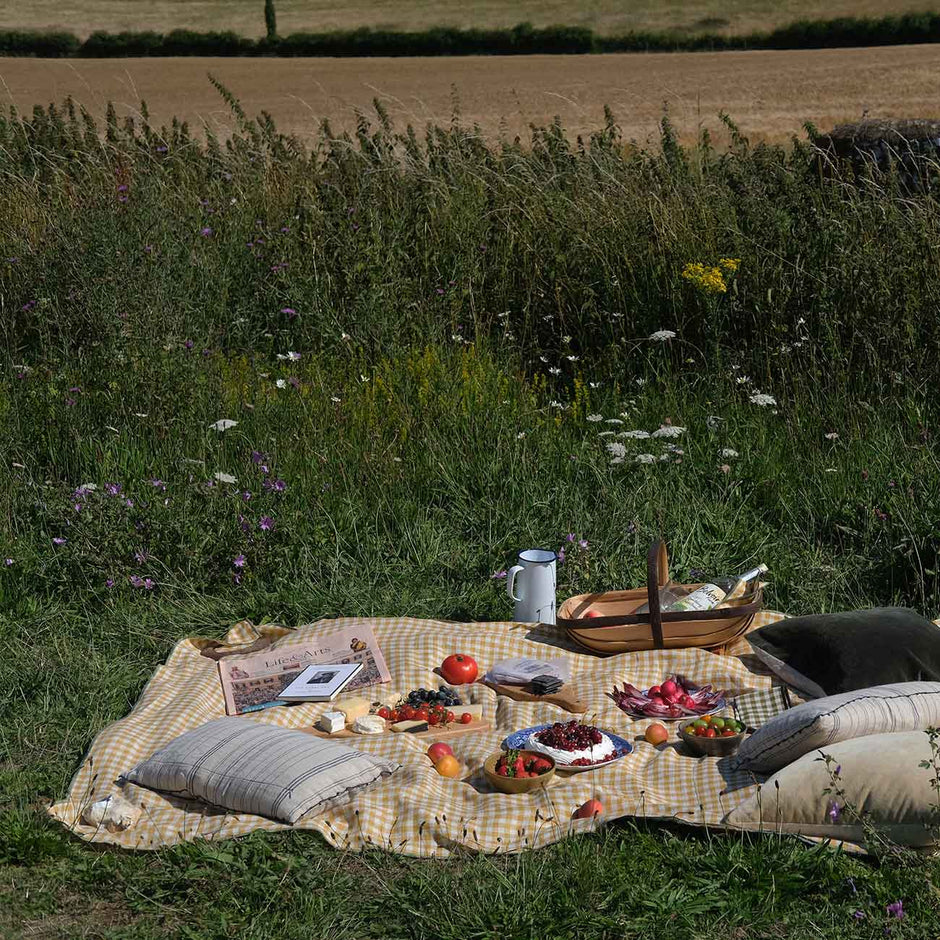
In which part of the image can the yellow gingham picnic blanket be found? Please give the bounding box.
[49,613,787,855]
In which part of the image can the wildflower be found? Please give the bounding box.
[549,401,564,409]
[852,911,865,920]
[133,413,148,419]
[125,498,134,508]
[557,548,566,564]
[272,479,286,492]
[605,418,624,425]
[586,414,603,422]
[129,575,143,588]
[275,379,287,389]
[105,578,114,588]
[735,375,750,385]
[589,381,600,389]
[331,396,341,403]
[209,419,237,432]
[73,503,82,512]
[565,533,576,543]
[718,257,741,273]
[749,393,777,407]
[824,432,839,440]
[635,378,646,386]
[491,570,507,579]
[144,245,153,253]
[887,900,904,920]
[605,442,627,461]
[184,339,194,349]
[578,539,589,549]
[233,554,246,568]
[620,430,651,439]
[648,329,676,341]
[566,355,579,362]
[516,431,526,439]
[827,801,841,822]
[359,375,369,383]
[76,483,97,494]
[52,537,66,545]
[4,558,12,566]
[652,425,685,438]
[134,550,148,564]
[259,515,274,531]
[276,351,301,361]
[548,367,561,375]
[635,453,656,464]
[341,331,351,340]
[214,472,237,484]
[720,464,731,474]
[150,479,166,492]
[200,227,213,237]
[682,262,727,294]
[721,448,739,458]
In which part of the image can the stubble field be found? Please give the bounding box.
[4,0,940,38]
[3,43,940,144]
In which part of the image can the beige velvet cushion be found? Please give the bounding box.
[724,731,940,847]
[122,717,399,824]
[733,682,940,774]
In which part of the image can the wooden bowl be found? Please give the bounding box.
[678,718,745,757]
[483,750,556,794]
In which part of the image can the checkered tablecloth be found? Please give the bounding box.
[49,613,787,855]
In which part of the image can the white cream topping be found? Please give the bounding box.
[526,730,617,765]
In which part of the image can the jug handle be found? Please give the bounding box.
[506,565,524,602]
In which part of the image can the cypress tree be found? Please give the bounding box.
[264,0,277,40]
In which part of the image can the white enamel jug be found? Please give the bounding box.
[506,548,557,624]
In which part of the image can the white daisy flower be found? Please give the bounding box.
[275,379,287,389]
[209,419,237,432]
[635,453,656,464]
[735,375,750,385]
[652,425,685,438]
[620,430,651,439]
[586,414,603,422]
[721,448,739,458]
[213,471,237,484]
[648,329,676,341]
[749,393,777,407]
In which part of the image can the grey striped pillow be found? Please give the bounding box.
[122,717,399,824]
[732,682,940,774]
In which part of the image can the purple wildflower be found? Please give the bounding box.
[578,539,589,549]
[150,479,166,492]
[144,578,155,590]
[259,465,269,475]
[129,575,143,588]
[241,490,252,501]
[52,537,66,545]
[827,801,841,822]
[233,554,246,568]
[200,227,213,237]
[259,515,274,531]
[73,503,82,512]
[281,307,297,319]
[125,498,134,508]
[272,479,286,492]
[65,398,75,407]
[156,145,168,153]
[557,547,566,564]
[184,339,194,350]
[887,901,904,920]
[490,570,507,579]
[134,550,148,565]
[251,450,264,464]
[118,195,128,204]
[288,377,300,390]
[105,578,114,588]
[566,533,575,543]
[4,558,13,566]
[22,300,36,312]
[144,245,153,253]
[105,482,121,497]
[852,911,865,920]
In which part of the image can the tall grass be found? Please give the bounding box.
[1,92,940,935]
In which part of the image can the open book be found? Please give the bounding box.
[217,624,390,715]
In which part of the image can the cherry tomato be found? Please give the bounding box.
[376,706,390,720]
[446,711,455,724]
[721,729,737,737]
[460,712,472,724]
[428,713,441,726]
[389,709,400,722]
[704,728,717,738]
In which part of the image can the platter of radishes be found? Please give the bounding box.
[503,720,633,773]
[607,675,728,721]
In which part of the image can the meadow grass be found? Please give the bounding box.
[2,95,940,937]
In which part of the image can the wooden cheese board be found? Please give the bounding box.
[303,717,492,742]
[481,680,587,714]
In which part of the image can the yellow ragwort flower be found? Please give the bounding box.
[681,262,727,294]
[718,257,741,273]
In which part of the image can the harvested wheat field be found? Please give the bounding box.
[3,44,940,144]
[6,0,940,38]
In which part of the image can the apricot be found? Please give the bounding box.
[434,754,461,779]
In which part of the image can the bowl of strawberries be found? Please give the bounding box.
[484,749,556,794]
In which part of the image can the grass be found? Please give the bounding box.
[9,0,940,40]
[2,93,940,936]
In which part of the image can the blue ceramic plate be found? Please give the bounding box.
[502,724,633,773]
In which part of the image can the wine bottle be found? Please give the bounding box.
[635,564,767,614]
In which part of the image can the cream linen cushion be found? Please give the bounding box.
[122,717,399,824]
[733,682,940,774]
[724,731,940,848]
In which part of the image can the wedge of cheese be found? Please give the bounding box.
[338,697,373,722]
[390,720,429,734]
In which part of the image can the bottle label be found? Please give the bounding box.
[668,584,726,612]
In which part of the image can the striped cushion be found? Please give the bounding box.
[122,717,399,824]
[732,682,940,774]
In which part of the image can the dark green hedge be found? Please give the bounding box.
[2,14,940,58]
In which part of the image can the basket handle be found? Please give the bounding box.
[646,540,668,649]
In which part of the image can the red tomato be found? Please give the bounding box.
[721,729,737,737]
[460,712,472,724]
[389,709,400,722]
[446,711,456,724]
[704,728,717,738]
[428,713,441,726]
[376,706,390,720]
[440,654,479,685]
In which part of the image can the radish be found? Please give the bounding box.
[661,678,678,698]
